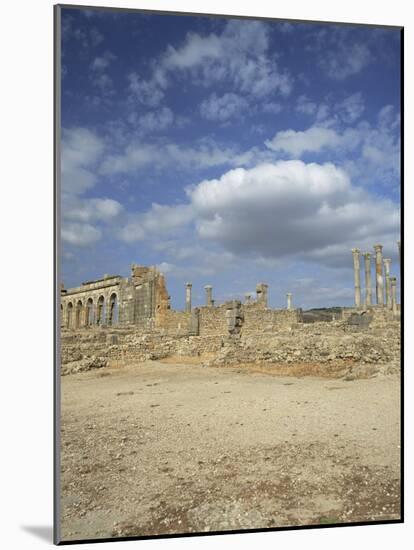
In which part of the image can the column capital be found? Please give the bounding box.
[383,258,392,265]
[351,248,361,254]
[204,285,212,290]
[256,282,268,289]
[362,252,371,258]
[373,244,383,252]
[390,277,397,286]
[186,282,192,288]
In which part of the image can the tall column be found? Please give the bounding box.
[286,293,293,310]
[256,283,268,307]
[244,293,252,305]
[373,244,384,306]
[383,258,392,309]
[204,285,213,307]
[363,252,372,307]
[391,277,398,315]
[185,282,192,313]
[352,248,361,308]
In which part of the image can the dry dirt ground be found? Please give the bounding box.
[59,360,401,542]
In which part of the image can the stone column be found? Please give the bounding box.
[244,293,252,305]
[373,244,384,305]
[391,277,398,315]
[286,293,293,310]
[363,252,372,307]
[383,258,392,309]
[185,282,192,313]
[256,283,268,307]
[352,248,361,308]
[204,285,213,307]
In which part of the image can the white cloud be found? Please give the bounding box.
[64,197,123,223]
[62,222,102,246]
[296,93,364,126]
[322,42,373,80]
[265,126,341,156]
[128,19,292,108]
[337,92,365,123]
[342,106,400,187]
[91,51,116,72]
[89,51,117,95]
[262,102,282,114]
[119,203,194,243]
[117,160,399,270]
[157,261,176,274]
[61,127,125,247]
[133,107,174,132]
[310,28,374,80]
[100,143,158,174]
[200,92,248,122]
[163,32,223,69]
[61,127,104,194]
[62,15,103,49]
[92,73,114,94]
[296,95,317,115]
[99,139,272,175]
[127,72,167,107]
[187,161,399,264]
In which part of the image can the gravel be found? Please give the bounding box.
[60,360,401,542]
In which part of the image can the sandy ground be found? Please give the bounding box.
[59,361,401,542]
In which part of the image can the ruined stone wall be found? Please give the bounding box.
[194,304,300,337]
[154,309,193,336]
[341,305,400,326]
[61,276,123,329]
[60,326,225,374]
[242,306,300,334]
[61,265,171,330]
[60,317,401,378]
[198,306,229,336]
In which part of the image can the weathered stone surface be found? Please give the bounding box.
[61,356,108,376]
[61,265,170,330]
[60,261,400,378]
[61,313,400,378]
[346,311,373,329]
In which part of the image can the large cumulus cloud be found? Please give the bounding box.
[119,160,399,268]
[188,160,399,265]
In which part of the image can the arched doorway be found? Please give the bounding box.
[75,300,83,328]
[66,302,73,329]
[108,293,118,325]
[96,296,105,326]
[86,298,94,326]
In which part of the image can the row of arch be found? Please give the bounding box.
[62,293,119,329]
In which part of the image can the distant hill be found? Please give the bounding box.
[301,307,343,323]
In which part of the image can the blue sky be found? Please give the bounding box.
[60,7,401,310]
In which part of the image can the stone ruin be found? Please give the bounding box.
[60,264,170,330]
[60,264,300,337]
[349,241,401,325]
[60,242,401,379]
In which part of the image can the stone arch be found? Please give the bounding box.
[96,295,105,326]
[66,302,73,329]
[75,299,83,329]
[108,292,119,325]
[86,297,94,326]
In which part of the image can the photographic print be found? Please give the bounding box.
[55,4,402,544]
